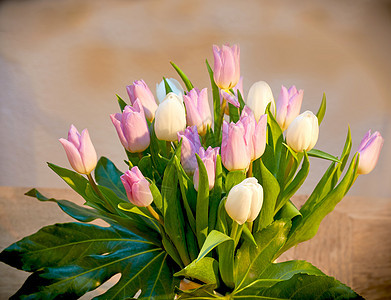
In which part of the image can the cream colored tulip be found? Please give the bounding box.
[246,81,275,121]
[286,111,319,152]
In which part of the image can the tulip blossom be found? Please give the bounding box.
[246,81,275,121]
[120,167,153,207]
[357,130,384,175]
[240,106,267,161]
[177,126,201,175]
[221,120,252,171]
[275,85,304,131]
[286,111,319,152]
[110,99,150,153]
[154,92,187,141]
[156,78,185,103]
[213,44,240,90]
[193,146,220,191]
[183,88,212,135]
[126,79,158,122]
[225,177,263,225]
[59,125,97,174]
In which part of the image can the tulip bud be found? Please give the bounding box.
[225,177,263,225]
[177,126,201,175]
[286,111,319,152]
[246,81,275,121]
[59,125,97,174]
[156,78,185,103]
[110,99,150,153]
[276,85,303,131]
[213,44,240,90]
[126,79,158,122]
[154,92,187,141]
[120,167,153,207]
[193,146,219,191]
[221,120,252,171]
[240,106,267,161]
[183,88,212,135]
[357,130,384,175]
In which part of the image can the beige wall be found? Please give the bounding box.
[0,0,390,198]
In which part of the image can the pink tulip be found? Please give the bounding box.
[110,99,150,153]
[213,44,240,90]
[59,125,97,174]
[240,106,267,161]
[193,146,220,191]
[183,88,212,135]
[357,130,384,175]
[177,126,201,175]
[276,85,303,131]
[126,80,158,122]
[120,167,153,207]
[221,120,252,171]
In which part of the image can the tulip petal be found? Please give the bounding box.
[59,138,85,174]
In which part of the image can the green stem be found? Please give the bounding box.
[166,141,172,157]
[247,161,253,178]
[230,221,239,240]
[247,221,253,234]
[216,98,227,139]
[147,205,164,226]
[87,173,113,211]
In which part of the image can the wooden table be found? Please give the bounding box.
[1,187,390,299]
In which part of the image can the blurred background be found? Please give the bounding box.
[0,0,390,198]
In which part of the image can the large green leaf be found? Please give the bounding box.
[95,157,127,201]
[234,219,291,291]
[0,223,178,299]
[174,257,219,285]
[170,61,194,91]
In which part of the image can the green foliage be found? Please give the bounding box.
[170,61,194,91]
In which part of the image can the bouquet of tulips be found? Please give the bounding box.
[0,44,384,299]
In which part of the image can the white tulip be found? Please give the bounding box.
[225,177,263,225]
[156,78,185,103]
[246,81,275,121]
[286,110,319,152]
[154,93,186,141]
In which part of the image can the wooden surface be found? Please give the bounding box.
[0,187,390,299]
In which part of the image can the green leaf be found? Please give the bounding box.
[264,105,283,177]
[253,159,280,232]
[0,222,179,300]
[257,274,363,299]
[241,225,257,248]
[237,90,245,111]
[195,154,210,248]
[149,181,163,212]
[316,93,327,125]
[177,283,218,299]
[234,219,291,291]
[116,94,127,111]
[307,149,340,163]
[275,200,302,223]
[149,120,169,175]
[47,163,91,201]
[162,155,190,266]
[208,155,223,232]
[280,154,359,254]
[225,170,246,193]
[206,59,221,135]
[229,102,240,123]
[196,230,232,262]
[170,61,194,91]
[163,77,173,94]
[174,257,219,285]
[138,154,154,181]
[275,151,309,213]
[95,157,127,201]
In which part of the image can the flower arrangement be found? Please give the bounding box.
[0,44,384,299]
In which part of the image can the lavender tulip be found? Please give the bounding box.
[155,92,187,141]
[275,85,303,131]
[193,146,220,191]
[357,130,384,175]
[213,44,240,90]
[126,79,158,122]
[59,125,97,174]
[177,126,201,175]
[225,177,263,225]
[156,78,185,103]
[110,99,150,153]
[121,167,153,207]
[183,88,212,135]
[246,81,275,121]
[221,119,252,171]
[286,111,319,152]
[240,106,267,161]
